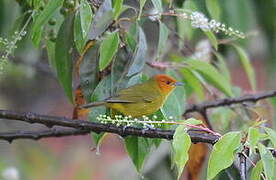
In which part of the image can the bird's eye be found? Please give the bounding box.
[166,81,171,85]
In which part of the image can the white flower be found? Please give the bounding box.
[187,11,245,38]
[190,12,210,31]
[2,167,19,180]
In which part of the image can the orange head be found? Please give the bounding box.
[154,74,183,94]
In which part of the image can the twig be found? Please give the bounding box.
[0,90,276,143]
[242,150,268,180]
[199,109,213,130]
[184,91,276,130]
[184,90,276,114]
[0,128,90,143]
[185,123,219,136]
[0,109,220,144]
[255,147,276,158]
[239,146,249,180]
[0,127,219,144]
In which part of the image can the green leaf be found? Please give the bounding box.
[74,0,93,53]
[250,160,263,180]
[79,43,99,101]
[89,75,112,103]
[88,76,112,145]
[125,32,136,52]
[138,0,146,20]
[26,0,44,9]
[110,48,132,92]
[232,44,256,90]
[88,0,113,40]
[161,70,186,119]
[258,143,276,180]
[31,0,64,47]
[127,73,142,87]
[9,11,30,37]
[180,68,205,100]
[44,8,64,72]
[207,131,241,180]
[205,0,221,20]
[45,40,56,73]
[172,125,191,180]
[220,0,254,34]
[151,0,163,13]
[214,52,231,82]
[161,90,183,120]
[183,118,203,126]
[248,127,260,153]
[99,32,120,71]
[120,4,134,16]
[157,21,169,60]
[45,11,64,74]
[125,136,151,172]
[176,0,197,48]
[210,107,235,133]
[264,127,276,148]
[204,31,218,50]
[113,0,124,20]
[55,14,74,103]
[127,26,147,77]
[74,13,84,53]
[79,0,93,37]
[186,59,233,97]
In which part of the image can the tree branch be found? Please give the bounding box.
[0,109,220,144]
[0,128,90,143]
[239,147,249,180]
[199,109,213,130]
[1,90,276,143]
[184,90,276,114]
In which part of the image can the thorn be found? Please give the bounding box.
[144,123,156,130]
[141,125,156,134]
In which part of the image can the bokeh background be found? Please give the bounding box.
[0,0,275,179]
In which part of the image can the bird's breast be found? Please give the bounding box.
[106,95,166,118]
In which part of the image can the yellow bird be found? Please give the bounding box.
[80,74,183,117]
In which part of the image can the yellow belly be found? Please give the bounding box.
[106,100,163,118]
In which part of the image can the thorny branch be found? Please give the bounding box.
[0,109,220,144]
[184,90,276,114]
[184,90,276,130]
[0,128,90,143]
[0,90,275,144]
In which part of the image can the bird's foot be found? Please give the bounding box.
[141,123,158,134]
[122,125,130,132]
[144,123,156,130]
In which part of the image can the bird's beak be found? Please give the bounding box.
[174,82,184,86]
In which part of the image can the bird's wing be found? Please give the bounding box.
[105,84,159,104]
[105,94,156,103]
[105,98,134,103]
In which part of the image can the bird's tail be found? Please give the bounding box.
[79,101,105,108]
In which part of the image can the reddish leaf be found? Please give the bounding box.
[72,86,90,119]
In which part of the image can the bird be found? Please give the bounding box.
[80,74,183,118]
